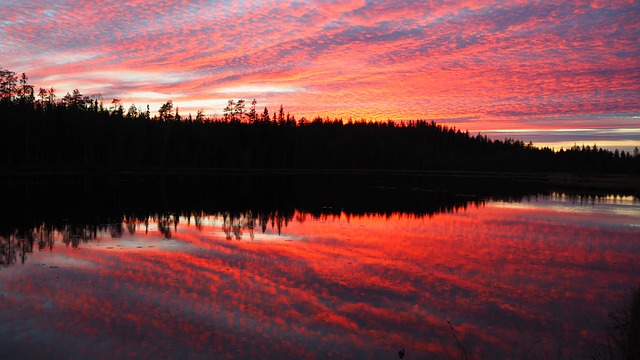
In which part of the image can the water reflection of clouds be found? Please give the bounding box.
[1,198,639,359]
[492,194,640,229]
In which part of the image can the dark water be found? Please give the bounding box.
[0,175,638,359]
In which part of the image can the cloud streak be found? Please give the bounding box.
[1,0,638,147]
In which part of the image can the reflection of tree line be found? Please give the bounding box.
[0,224,100,267]
[134,210,293,240]
[4,182,631,268]
[0,166,587,268]
[1,200,479,267]
[2,68,639,174]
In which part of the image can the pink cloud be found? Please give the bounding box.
[0,0,638,147]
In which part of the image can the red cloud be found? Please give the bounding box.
[0,0,638,147]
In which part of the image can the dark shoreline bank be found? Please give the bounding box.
[1,169,638,196]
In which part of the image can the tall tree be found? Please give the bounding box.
[126,104,139,118]
[196,109,205,122]
[234,99,246,122]
[278,104,285,124]
[158,100,174,121]
[37,88,47,105]
[223,99,236,121]
[18,73,34,105]
[0,67,17,102]
[249,99,257,123]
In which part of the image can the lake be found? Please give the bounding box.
[0,175,639,359]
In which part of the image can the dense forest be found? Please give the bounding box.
[1,67,639,174]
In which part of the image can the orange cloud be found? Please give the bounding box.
[0,0,638,149]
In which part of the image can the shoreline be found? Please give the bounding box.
[1,168,638,196]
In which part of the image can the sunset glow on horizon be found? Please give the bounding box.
[1,0,639,150]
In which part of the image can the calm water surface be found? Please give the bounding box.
[1,194,639,359]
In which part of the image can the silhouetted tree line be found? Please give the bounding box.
[1,67,638,173]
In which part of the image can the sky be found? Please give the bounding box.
[1,0,639,151]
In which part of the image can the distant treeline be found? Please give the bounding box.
[1,68,639,173]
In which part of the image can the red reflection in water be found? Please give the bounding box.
[1,196,639,359]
